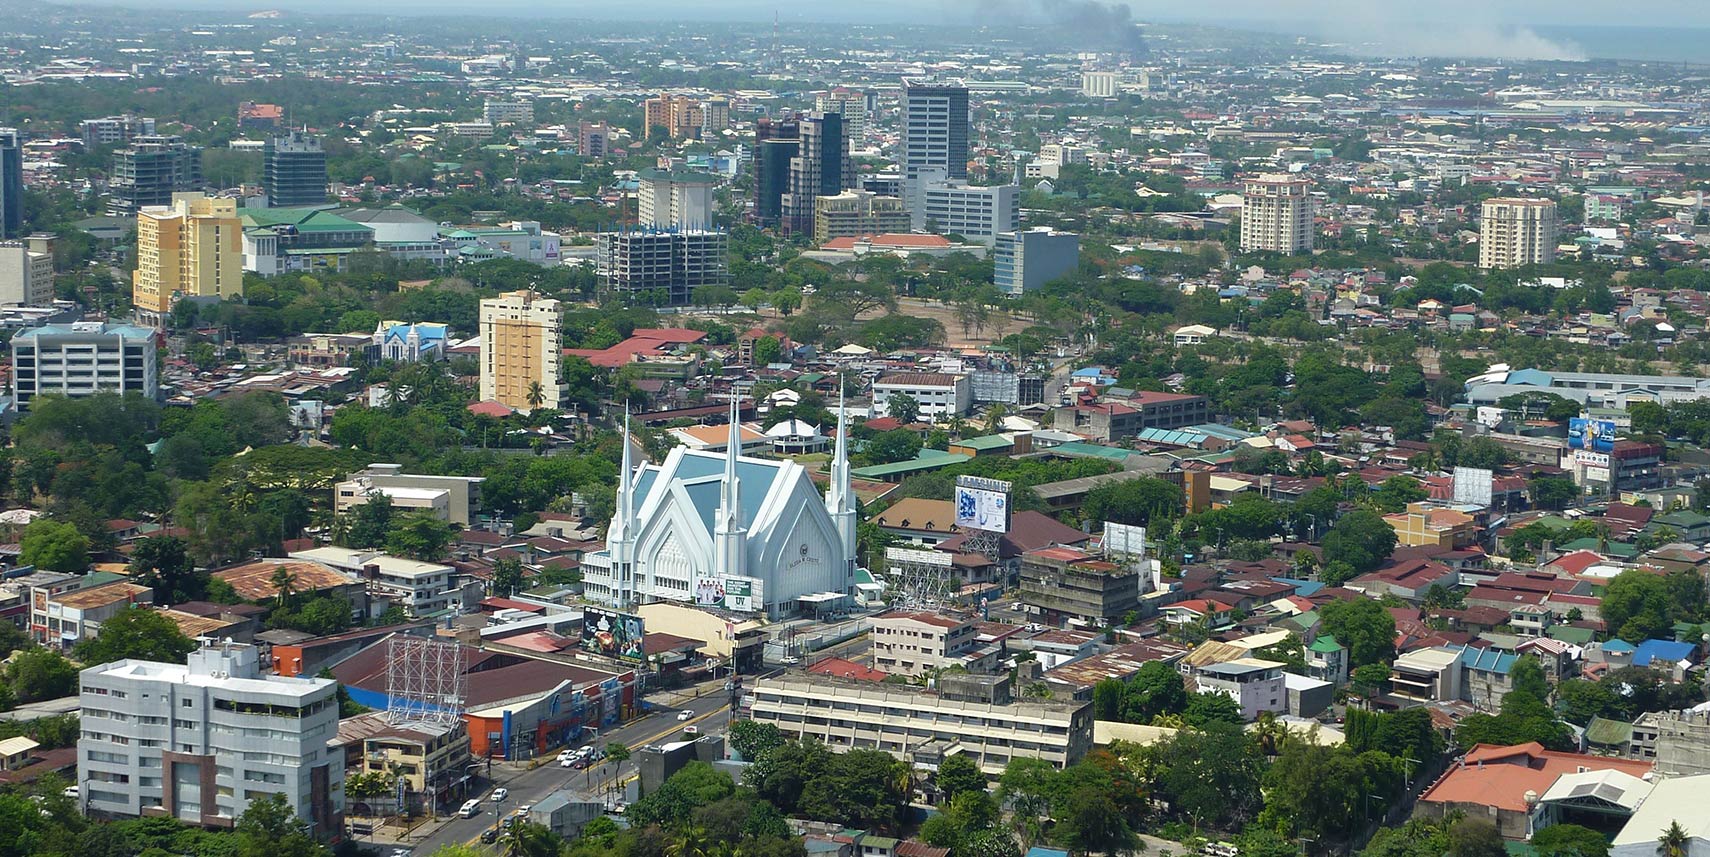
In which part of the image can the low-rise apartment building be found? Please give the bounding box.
[867,610,995,677]
[78,641,344,837]
[1193,658,1288,721]
[748,672,1092,775]
[873,373,972,422]
[288,548,461,618]
[39,583,153,649]
[334,464,485,525]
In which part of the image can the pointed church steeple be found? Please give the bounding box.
[611,406,634,544]
[714,393,746,579]
[827,376,857,583]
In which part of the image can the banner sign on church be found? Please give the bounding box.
[724,577,764,613]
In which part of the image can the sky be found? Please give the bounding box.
[54,0,1710,60]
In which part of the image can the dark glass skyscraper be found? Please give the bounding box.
[263,131,328,208]
[0,129,21,239]
[783,112,852,236]
[752,115,800,229]
[901,77,969,181]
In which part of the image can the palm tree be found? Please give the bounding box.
[984,403,1007,434]
[525,381,546,412]
[667,827,713,857]
[270,566,298,608]
[1658,821,1689,857]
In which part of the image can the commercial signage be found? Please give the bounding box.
[1573,449,1610,468]
[581,607,645,662]
[1569,418,1616,453]
[695,577,726,607]
[724,577,764,613]
[954,475,1012,533]
[886,547,953,568]
[1103,523,1147,559]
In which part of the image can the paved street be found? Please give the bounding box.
[395,688,734,855]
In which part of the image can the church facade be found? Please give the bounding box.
[581,397,857,618]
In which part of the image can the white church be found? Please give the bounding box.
[580,396,857,619]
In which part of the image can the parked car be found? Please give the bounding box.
[61,786,78,799]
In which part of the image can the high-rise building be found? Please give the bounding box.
[1239,173,1314,254]
[815,87,871,142]
[811,190,911,245]
[1081,71,1119,98]
[902,77,970,186]
[132,193,242,326]
[11,321,158,409]
[77,641,343,837]
[1479,198,1559,269]
[262,131,328,208]
[482,98,535,126]
[109,135,203,215]
[642,93,703,141]
[0,234,55,306]
[0,128,22,240]
[994,228,1081,296]
[637,168,718,231]
[81,114,156,147]
[752,115,801,228]
[700,99,731,138]
[783,112,854,236]
[478,290,563,412]
[596,229,728,306]
[577,121,612,158]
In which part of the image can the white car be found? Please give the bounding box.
[490,788,509,803]
[677,710,694,721]
[61,786,78,799]
[560,756,577,768]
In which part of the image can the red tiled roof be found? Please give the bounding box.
[807,656,888,682]
[821,234,952,250]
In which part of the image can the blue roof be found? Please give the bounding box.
[1506,368,1555,387]
[1601,639,1636,653]
[1137,427,1208,446]
[382,322,447,344]
[1273,577,1324,597]
[1632,639,1695,667]
[631,451,787,535]
[1026,849,1069,857]
[1459,647,1518,674]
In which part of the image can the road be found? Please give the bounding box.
[405,690,733,855]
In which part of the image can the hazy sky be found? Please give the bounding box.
[56,0,1710,59]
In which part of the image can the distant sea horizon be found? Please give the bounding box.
[1534,25,1710,64]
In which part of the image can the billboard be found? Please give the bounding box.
[955,476,1012,533]
[724,577,765,613]
[1452,466,1494,507]
[1568,418,1616,453]
[886,547,954,568]
[695,577,726,607]
[1103,523,1147,560]
[581,608,645,662]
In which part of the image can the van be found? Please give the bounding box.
[458,799,481,818]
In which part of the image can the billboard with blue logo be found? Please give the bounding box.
[1568,418,1616,453]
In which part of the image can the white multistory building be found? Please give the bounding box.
[1081,71,1118,98]
[1240,174,1314,254]
[582,395,857,619]
[1479,198,1558,269]
[78,641,344,836]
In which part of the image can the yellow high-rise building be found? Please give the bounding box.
[478,290,563,412]
[132,193,242,326]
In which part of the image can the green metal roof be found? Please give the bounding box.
[954,435,1015,451]
[1556,537,1638,558]
[240,207,371,233]
[1547,625,1596,645]
[850,449,972,479]
[1049,441,1136,462]
[1585,715,1632,746]
[1308,634,1343,653]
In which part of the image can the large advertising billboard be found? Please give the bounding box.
[724,577,765,613]
[581,608,645,662]
[954,476,1012,533]
[1568,418,1616,453]
[695,577,726,607]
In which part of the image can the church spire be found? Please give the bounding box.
[827,375,857,585]
[714,393,746,579]
[611,406,634,543]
